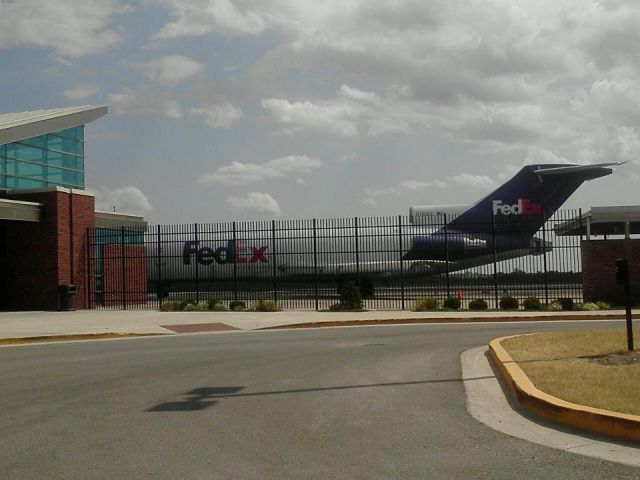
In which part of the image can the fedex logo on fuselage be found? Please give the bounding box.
[183,240,268,266]
[492,198,542,216]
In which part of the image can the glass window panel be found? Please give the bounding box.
[5,144,17,159]
[76,126,84,142]
[0,174,5,189]
[46,150,63,167]
[62,169,79,186]
[17,161,44,179]
[10,177,45,189]
[46,134,81,155]
[14,144,44,163]
[20,134,47,149]
[56,127,77,140]
[0,144,5,159]
[5,159,17,176]
[46,167,63,186]
[76,171,85,188]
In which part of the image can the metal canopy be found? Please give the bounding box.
[554,206,640,237]
[0,198,42,222]
[0,105,107,145]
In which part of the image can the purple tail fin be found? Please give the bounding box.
[445,163,616,236]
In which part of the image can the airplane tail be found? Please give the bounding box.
[444,163,620,237]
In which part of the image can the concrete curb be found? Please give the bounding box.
[489,335,640,443]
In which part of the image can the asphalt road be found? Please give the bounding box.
[1,321,638,479]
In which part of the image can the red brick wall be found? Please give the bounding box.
[100,244,147,307]
[6,190,95,310]
[581,239,640,305]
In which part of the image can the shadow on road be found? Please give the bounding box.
[146,376,494,412]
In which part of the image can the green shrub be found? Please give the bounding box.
[229,300,246,311]
[522,297,541,310]
[184,301,208,311]
[207,299,222,310]
[339,281,363,310]
[329,303,345,311]
[252,300,282,312]
[443,296,461,310]
[546,301,562,311]
[210,303,228,311]
[576,302,599,311]
[557,298,574,311]
[468,299,488,310]
[413,298,439,311]
[595,301,611,310]
[499,295,519,310]
[159,301,184,312]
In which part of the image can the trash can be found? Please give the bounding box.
[58,284,77,311]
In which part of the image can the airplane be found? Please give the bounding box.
[144,162,622,297]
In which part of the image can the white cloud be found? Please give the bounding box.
[134,55,205,84]
[109,88,182,118]
[189,102,243,128]
[64,84,98,100]
[199,155,321,185]
[339,85,380,105]
[92,186,154,216]
[364,177,448,205]
[0,0,131,58]
[261,98,359,136]
[154,0,266,39]
[226,192,282,217]
[446,174,495,190]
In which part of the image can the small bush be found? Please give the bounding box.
[443,296,461,310]
[499,295,519,310]
[253,300,282,312]
[557,298,574,311]
[522,297,541,310]
[210,303,228,311]
[468,299,488,311]
[229,300,246,311]
[546,301,562,311]
[576,302,599,311]
[329,303,346,311]
[207,299,222,310]
[159,301,184,312]
[184,301,208,311]
[595,301,611,310]
[339,281,363,310]
[413,298,439,311]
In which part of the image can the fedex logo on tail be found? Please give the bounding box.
[492,198,542,216]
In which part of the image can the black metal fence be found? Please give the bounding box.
[86,209,584,310]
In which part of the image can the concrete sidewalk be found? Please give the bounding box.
[0,309,635,339]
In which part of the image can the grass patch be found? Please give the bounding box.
[501,329,640,416]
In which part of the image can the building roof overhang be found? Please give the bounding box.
[0,105,108,145]
[554,206,640,236]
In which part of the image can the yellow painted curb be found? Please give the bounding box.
[489,335,640,443]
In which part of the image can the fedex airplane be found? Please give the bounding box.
[148,163,621,295]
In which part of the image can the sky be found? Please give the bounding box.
[1,0,639,224]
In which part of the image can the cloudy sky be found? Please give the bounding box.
[1,0,639,223]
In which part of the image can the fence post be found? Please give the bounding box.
[491,213,499,309]
[232,221,238,302]
[85,227,90,309]
[272,220,278,303]
[157,224,163,306]
[399,215,405,310]
[354,217,360,283]
[541,210,549,304]
[444,213,451,298]
[121,226,126,310]
[194,223,200,303]
[313,219,319,311]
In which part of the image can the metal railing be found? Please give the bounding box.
[86,209,584,310]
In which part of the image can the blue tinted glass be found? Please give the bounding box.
[14,144,44,162]
[20,134,47,149]
[76,126,84,142]
[9,177,45,189]
[77,171,84,188]
[0,144,5,158]
[62,169,80,186]
[46,134,82,155]
[46,166,64,186]
[56,127,77,140]
[17,161,44,178]
[0,174,5,189]
[45,151,78,169]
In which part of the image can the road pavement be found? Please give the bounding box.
[1,321,638,479]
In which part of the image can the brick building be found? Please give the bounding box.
[555,206,640,305]
[0,106,146,310]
